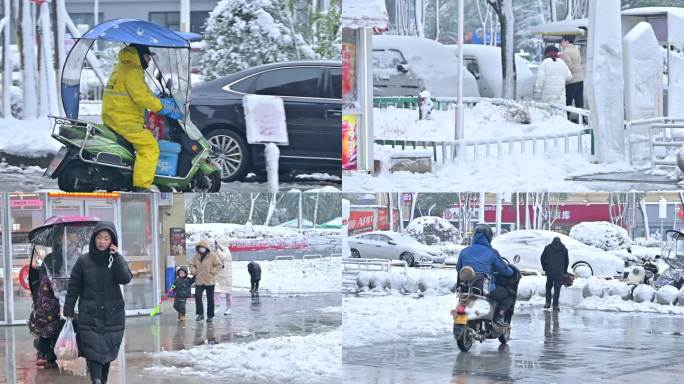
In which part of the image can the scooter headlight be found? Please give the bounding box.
[465,300,491,320]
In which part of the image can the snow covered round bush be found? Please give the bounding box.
[368,272,391,290]
[387,272,407,291]
[417,274,439,292]
[437,275,458,294]
[516,279,535,301]
[678,287,684,306]
[569,221,632,251]
[402,276,419,293]
[356,271,371,289]
[404,216,461,245]
[582,278,608,298]
[656,285,679,305]
[607,282,632,301]
[632,284,656,303]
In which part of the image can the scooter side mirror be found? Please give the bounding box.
[655,254,661,259]
[513,254,521,264]
[166,78,174,90]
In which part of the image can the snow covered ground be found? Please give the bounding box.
[146,329,340,383]
[374,103,582,141]
[344,152,638,192]
[0,117,60,156]
[233,259,341,295]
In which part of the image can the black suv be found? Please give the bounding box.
[190,60,341,182]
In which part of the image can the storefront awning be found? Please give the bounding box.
[341,0,389,30]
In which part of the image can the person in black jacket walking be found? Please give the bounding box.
[63,222,132,384]
[540,237,569,311]
[247,261,261,297]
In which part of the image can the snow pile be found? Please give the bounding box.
[342,294,455,348]
[232,259,341,294]
[355,270,456,295]
[403,216,461,245]
[633,237,664,248]
[623,22,663,121]
[577,295,684,314]
[655,285,679,305]
[146,330,340,383]
[0,117,61,156]
[611,245,660,263]
[569,221,632,251]
[679,287,684,306]
[374,102,582,142]
[343,151,638,192]
[632,284,656,303]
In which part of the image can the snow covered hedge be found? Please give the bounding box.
[569,221,632,251]
[403,216,461,245]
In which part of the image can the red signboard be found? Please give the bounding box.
[10,199,43,209]
[481,204,611,223]
[349,211,375,236]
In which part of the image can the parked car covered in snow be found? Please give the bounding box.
[491,230,625,278]
[445,44,535,99]
[348,231,445,267]
[372,35,480,98]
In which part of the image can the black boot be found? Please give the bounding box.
[196,314,204,321]
[494,310,508,327]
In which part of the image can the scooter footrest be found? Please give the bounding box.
[96,152,127,166]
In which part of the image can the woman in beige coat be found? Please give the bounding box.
[213,240,233,315]
[189,239,222,322]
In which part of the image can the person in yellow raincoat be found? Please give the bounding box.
[101,44,183,192]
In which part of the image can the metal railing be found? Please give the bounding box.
[625,117,684,170]
[302,254,324,261]
[374,96,594,161]
[341,258,408,291]
[274,255,295,261]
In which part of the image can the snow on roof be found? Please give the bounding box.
[621,7,684,17]
[532,18,588,35]
[341,0,389,30]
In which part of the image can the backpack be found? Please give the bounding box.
[28,275,61,338]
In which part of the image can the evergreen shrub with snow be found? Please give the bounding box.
[569,221,633,251]
[201,0,340,80]
[404,216,461,245]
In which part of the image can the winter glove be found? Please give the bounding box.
[158,98,184,121]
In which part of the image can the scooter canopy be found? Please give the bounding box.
[61,18,201,119]
[79,18,201,48]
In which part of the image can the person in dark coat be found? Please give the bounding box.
[540,237,569,310]
[172,266,195,321]
[28,231,65,368]
[63,222,132,384]
[456,224,514,326]
[247,261,261,297]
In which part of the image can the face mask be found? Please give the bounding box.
[198,247,207,254]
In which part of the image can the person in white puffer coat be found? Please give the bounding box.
[213,240,233,316]
[535,45,572,104]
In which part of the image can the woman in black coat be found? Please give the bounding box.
[63,222,132,384]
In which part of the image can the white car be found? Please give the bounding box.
[445,44,536,99]
[372,35,480,98]
[348,231,446,267]
[492,230,625,278]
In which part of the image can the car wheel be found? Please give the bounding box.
[401,252,415,267]
[350,249,361,258]
[572,262,593,278]
[206,129,250,182]
[457,329,473,352]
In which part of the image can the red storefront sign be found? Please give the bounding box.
[10,199,43,209]
[349,211,375,236]
[377,208,399,230]
[481,204,611,223]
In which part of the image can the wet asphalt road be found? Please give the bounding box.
[343,305,684,384]
[0,293,341,384]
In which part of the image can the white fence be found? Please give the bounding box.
[374,96,594,162]
[342,258,408,291]
[625,117,684,171]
